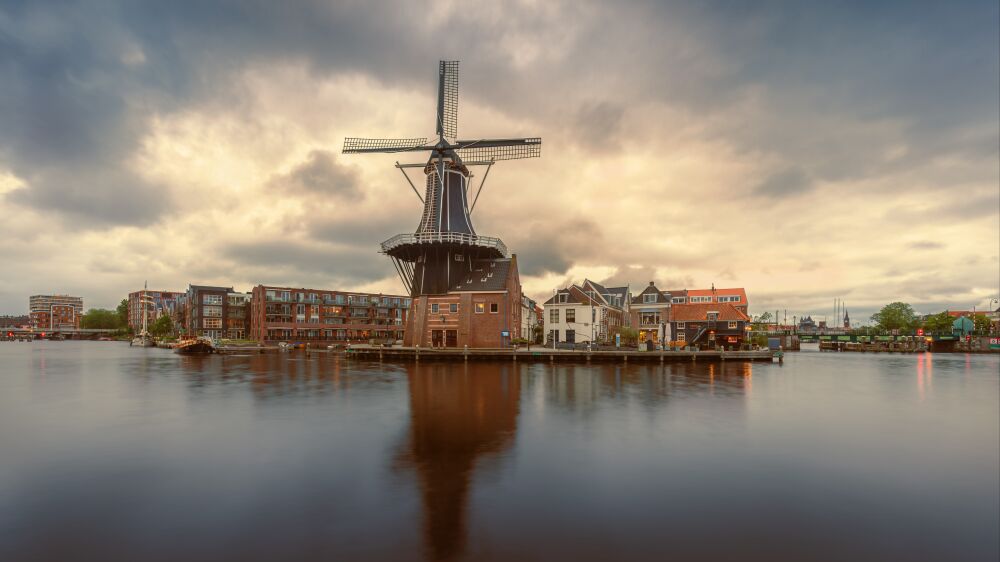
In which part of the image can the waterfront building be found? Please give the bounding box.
[29,294,83,330]
[127,289,184,331]
[0,315,30,329]
[630,281,673,346]
[404,256,523,348]
[542,279,630,345]
[250,285,409,344]
[520,295,541,342]
[226,292,250,340]
[665,287,749,314]
[668,303,750,349]
[799,315,818,332]
[180,285,237,340]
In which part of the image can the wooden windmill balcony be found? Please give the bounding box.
[380,232,507,256]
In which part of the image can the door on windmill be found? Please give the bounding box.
[432,330,443,348]
[445,330,458,348]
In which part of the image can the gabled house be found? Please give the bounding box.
[669,303,751,350]
[629,281,673,345]
[543,279,629,345]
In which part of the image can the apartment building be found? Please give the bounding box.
[29,294,83,330]
[127,289,184,331]
[250,285,409,344]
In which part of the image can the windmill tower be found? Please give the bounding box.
[343,61,541,297]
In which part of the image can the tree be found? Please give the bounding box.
[921,312,953,334]
[870,302,917,331]
[116,299,129,327]
[81,308,122,329]
[532,324,544,344]
[752,312,773,331]
[973,314,991,333]
[149,315,173,337]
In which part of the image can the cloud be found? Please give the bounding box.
[753,167,813,198]
[0,0,996,317]
[223,240,392,286]
[270,150,362,199]
[506,217,604,277]
[573,101,626,153]
[907,241,943,250]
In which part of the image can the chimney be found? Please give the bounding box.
[649,281,654,286]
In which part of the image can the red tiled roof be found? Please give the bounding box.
[670,303,750,322]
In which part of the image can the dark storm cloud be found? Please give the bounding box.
[598,265,695,292]
[2,0,995,231]
[270,151,362,199]
[506,218,605,276]
[224,240,391,285]
[573,101,626,153]
[754,167,813,198]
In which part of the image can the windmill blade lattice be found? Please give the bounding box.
[342,137,429,153]
[437,61,459,140]
[455,138,541,161]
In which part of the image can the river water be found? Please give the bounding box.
[0,341,997,561]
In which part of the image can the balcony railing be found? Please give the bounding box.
[381,232,507,255]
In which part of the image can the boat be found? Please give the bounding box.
[174,337,216,354]
[131,282,158,348]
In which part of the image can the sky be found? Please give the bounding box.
[1,0,998,323]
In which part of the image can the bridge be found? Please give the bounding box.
[2,327,117,340]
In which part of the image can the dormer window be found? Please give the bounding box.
[643,293,656,303]
[558,293,567,303]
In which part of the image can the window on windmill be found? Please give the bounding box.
[475,303,485,314]
[450,303,458,313]
[490,303,498,314]
[431,303,439,313]
[454,253,464,262]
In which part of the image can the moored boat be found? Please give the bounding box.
[174,338,216,354]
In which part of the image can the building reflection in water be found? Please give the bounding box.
[395,362,520,561]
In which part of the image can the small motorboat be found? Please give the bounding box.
[174,338,216,354]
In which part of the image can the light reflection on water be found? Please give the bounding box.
[0,342,997,561]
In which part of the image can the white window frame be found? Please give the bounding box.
[475,303,485,314]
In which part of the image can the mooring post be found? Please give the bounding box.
[415,344,420,362]
[464,344,468,362]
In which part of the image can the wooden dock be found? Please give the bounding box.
[343,345,776,363]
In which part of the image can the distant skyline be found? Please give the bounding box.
[1,0,997,321]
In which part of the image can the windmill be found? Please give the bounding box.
[343,60,541,296]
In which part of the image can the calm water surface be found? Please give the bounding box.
[0,342,997,561]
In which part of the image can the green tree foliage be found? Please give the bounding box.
[116,299,128,327]
[81,308,122,329]
[751,311,773,331]
[972,314,991,333]
[870,302,917,331]
[921,312,953,334]
[611,326,638,345]
[149,315,173,337]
